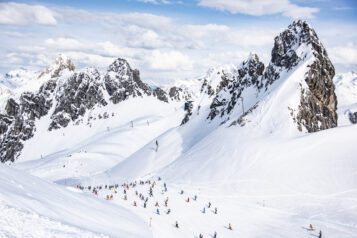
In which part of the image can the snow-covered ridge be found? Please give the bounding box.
[0,57,183,163]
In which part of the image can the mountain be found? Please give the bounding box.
[1,20,356,238]
[334,71,357,125]
[181,20,337,133]
[0,57,179,163]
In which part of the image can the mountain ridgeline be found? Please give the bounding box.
[182,20,337,132]
[0,57,183,162]
[0,20,338,163]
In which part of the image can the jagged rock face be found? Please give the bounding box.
[349,112,357,124]
[0,80,56,162]
[104,59,152,104]
[169,87,183,101]
[38,54,75,79]
[292,21,337,132]
[208,54,264,121]
[1,57,172,162]
[153,87,168,103]
[49,69,107,130]
[264,20,316,88]
[168,86,193,102]
[263,20,337,132]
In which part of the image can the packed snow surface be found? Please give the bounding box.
[1,63,357,237]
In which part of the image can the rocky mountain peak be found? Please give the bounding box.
[263,20,337,132]
[104,58,152,104]
[38,54,75,79]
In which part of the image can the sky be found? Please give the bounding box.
[0,0,356,84]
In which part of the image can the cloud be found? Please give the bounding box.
[329,42,357,65]
[147,50,194,70]
[137,0,159,3]
[0,2,57,26]
[135,0,174,4]
[197,0,319,19]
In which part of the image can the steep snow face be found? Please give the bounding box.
[207,53,264,122]
[181,64,237,125]
[0,164,151,238]
[334,72,357,125]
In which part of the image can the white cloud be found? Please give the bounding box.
[147,50,194,70]
[45,38,83,50]
[329,42,357,65]
[137,0,159,3]
[0,2,57,26]
[197,0,319,19]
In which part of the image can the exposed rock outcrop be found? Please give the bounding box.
[1,57,172,162]
[208,54,264,121]
[104,59,152,104]
[49,68,107,130]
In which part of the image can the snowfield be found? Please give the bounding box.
[1,22,357,237]
[0,164,152,238]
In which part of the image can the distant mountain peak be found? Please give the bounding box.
[38,54,75,79]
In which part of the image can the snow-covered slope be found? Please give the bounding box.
[0,164,151,238]
[1,20,356,238]
[334,72,357,125]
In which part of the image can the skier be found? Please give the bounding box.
[214,207,217,214]
[155,140,159,152]
[213,231,217,238]
[155,201,159,207]
[110,194,113,200]
[124,195,127,200]
[310,224,314,231]
[156,208,160,215]
[180,190,184,195]
[228,223,232,230]
[124,189,126,194]
[199,234,203,238]
[208,202,211,208]
[165,201,168,207]
[194,195,197,201]
[319,230,322,238]
[106,195,109,200]
[144,202,147,208]
[167,209,171,214]
[187,197,190,203]
[134,201,137,206]
[202,207,206,213]
[175,221,179,228]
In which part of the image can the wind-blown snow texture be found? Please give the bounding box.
[0,20,356,238]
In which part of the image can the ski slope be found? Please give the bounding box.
[10,67,357,238]
[0,164,151,238]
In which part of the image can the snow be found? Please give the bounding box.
[1,57,357,237]
[334,72,357,125]
[0,164,152,238]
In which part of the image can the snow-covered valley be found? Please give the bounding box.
[0,20,356,238]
